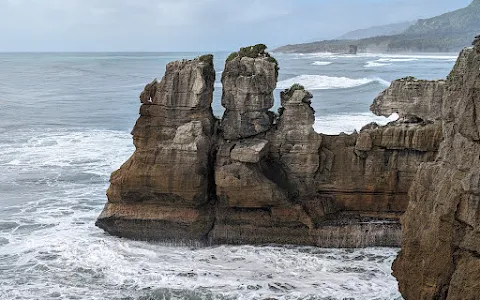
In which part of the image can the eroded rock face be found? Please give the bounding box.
[220,46,278,140]
[371,78,445,121]
[96,56,217,244]
[318,120,442,215]
[96,46,444,248]
[393,44,480,299]
[269,87,322,190]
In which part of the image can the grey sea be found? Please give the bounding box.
[0,51,457,300]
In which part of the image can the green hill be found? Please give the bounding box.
[275,0,480,53]
[405,0,480,36]
[338,21,415,40]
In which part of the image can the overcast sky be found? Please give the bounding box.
[0,0,472,52]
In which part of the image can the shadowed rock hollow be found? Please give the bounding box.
[96,45,443,248]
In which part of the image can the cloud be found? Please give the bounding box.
[0,0,472,51]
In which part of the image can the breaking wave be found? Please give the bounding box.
[312,61,333,66]
[291,52,458,62]
[314,112,400,135]
[364,61,392,68]
[277,75,390,90]
[377,58,418,62]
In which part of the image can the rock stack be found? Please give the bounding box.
[96,56,217,244]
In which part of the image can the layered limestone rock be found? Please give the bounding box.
[393,42,480,299]
[220,45,278,140]
[96,45,444,248]
[211,85,324,245]
[96,56,217,243]
[371,78,445,121]
[269,85,322,191]
[318,120,442,216]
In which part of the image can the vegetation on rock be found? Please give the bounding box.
[197,54,214,64]
[226,44,279,79]
[282,83,305,97]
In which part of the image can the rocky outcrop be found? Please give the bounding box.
[96,46,444,248]
[96,56,217,244]
[220,45,278,140]
[392,41,480,299]
[371,78,445,121]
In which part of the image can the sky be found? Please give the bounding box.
[0,0,472,52]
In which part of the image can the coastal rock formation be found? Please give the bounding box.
[97,45,443,248]
[371,78,445,121]
[220,45,278,140]
[393,41,480,299]
[96,56,217,243]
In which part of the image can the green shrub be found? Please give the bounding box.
[400,76,417,81]
[282,83,305,97]
[226,44,279,79]
[197,54,213,64]
[226,52,238,62]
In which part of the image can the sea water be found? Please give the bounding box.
[0,51,457,299]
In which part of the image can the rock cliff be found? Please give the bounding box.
[96,56,217,244]
[392,40,480,299]
[371,78,445,121]
[96,46,443,248]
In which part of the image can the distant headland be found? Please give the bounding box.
[275,0,480,53]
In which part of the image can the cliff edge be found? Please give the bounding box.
[392,37,480,299]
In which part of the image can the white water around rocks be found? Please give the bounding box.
[0,51,457,299]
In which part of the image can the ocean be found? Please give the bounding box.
[0,51,457,300]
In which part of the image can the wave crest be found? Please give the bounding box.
[277,75,390,90]
[364,61,392,68]
[314,113,400,135]
[312,61,333,66]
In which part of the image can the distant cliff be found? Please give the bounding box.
[96,45,444,248]
[338,21,414,40]
[275,0,480,53]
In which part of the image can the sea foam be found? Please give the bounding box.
[364,61,392,68]
[0,128,402,300]
[312,61,333,66]
[314,112,399,135]
[277,75,390,90]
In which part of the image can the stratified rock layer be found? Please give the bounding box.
[96,56,217,244]
[221,46,277,140]
[393,42,480,299]
[96,46,444,248]
[371,78,445,121]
